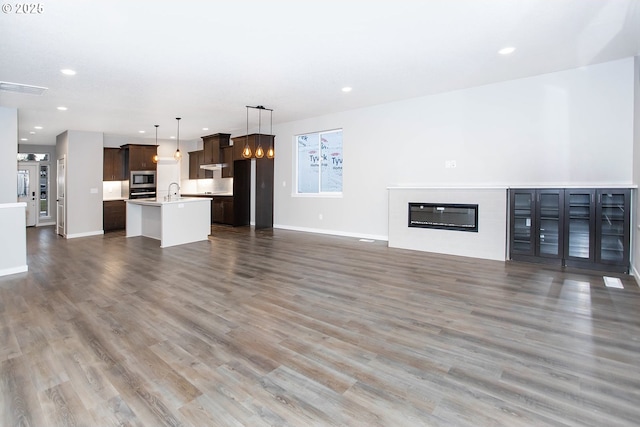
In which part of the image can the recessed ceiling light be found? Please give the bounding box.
[170,136,176,139]
[498,46,516,55]
[138,130,145,134]
[57,106,67,111]
[61,69,76,76]
[342,86,352,92]
[20,138,28,141]
[34,126,43,129]
[202,127,209,131]
[29,131,36,135]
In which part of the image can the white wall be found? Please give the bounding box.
[0,204,27,276]
[57,130,104,238]
[274,58,635,240]
[0,107,18,203]
[632,56,640,280]
[0,107,27,276]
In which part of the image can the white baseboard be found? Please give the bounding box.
[631,264,640,287]
[273,224,388,242]
[66,230,104,239]
[0,265,28,277]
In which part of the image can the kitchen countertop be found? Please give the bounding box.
[125,197,210,207]
[181,193,233,197]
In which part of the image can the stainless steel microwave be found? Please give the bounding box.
[130,170,156,188]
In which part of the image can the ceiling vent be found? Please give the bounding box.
[0,81,48,95]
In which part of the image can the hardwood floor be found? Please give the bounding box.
[1,225,639,426]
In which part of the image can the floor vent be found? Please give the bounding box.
[359,239,375,243]
[603,276,624,289]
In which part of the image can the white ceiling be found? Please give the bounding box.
[1,0,639,146]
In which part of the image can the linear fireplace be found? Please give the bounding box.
[408,203,478,232]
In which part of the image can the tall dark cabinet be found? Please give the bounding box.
[509,188,630,273]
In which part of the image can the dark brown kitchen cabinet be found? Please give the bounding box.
[509,188,630,273]
[122,144,157,173]
[103,148,123,181]
[221,146,234,178]
[188,150,212,179]
[212,197,234,225]
[103,200,126,231]
[202,133,230,165]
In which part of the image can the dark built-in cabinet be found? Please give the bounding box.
[188,150,213,180]
[121,144,157,172]
[103,148,124,181]
[188,133,274,229]
[509,188,631,273]
[103,200,126,232]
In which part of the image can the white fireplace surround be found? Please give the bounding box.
[388,187,508,261]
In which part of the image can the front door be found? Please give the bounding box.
[57,156,66,237]
[17,164,38,226]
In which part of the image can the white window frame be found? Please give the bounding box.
[294,129,343,197]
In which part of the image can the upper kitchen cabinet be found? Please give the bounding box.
[221,146,234,178]
[103,147,124,181]
[202,133,230,165]
[121,144,158,173]
[188,150,213,180]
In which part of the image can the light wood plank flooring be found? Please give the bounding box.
[1,225,639,426]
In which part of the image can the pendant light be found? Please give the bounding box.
[241,107,252,158]
[244,105,274,159]
[255,107,264,159]
[152,124,159,163]
[266,108,275,159]
[174,117,182,160]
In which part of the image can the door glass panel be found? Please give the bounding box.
[39,164,49,217]
[568,192,591,259]
[513,193,532,252]
[17,169,29,197]
[539,193,560,256]
[600,192,625,262]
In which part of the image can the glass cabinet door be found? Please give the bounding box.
[597,190,630,265]
[510,191,535,256]
[537,190,562,258]
[565,190,594,261]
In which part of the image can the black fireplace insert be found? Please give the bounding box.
[408,203,478,232]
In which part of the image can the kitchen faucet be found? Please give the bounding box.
[168,182,180,200]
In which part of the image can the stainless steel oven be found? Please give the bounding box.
[129,188,157,199]
[130,170,156,188]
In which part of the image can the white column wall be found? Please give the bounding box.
[0,107,27,276]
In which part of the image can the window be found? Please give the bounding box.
[296,129,343,194]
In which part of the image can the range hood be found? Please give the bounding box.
[200,163,226,171]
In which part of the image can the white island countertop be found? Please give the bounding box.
[125,197,211,248]
[126,197,209,206]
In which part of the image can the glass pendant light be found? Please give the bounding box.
[266,108,275,159]
[255,107,264,158]
[152,124,159,163]
[174,117,182,160]
[242,107,252,158]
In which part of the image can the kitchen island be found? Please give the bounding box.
[125,197,211,248]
